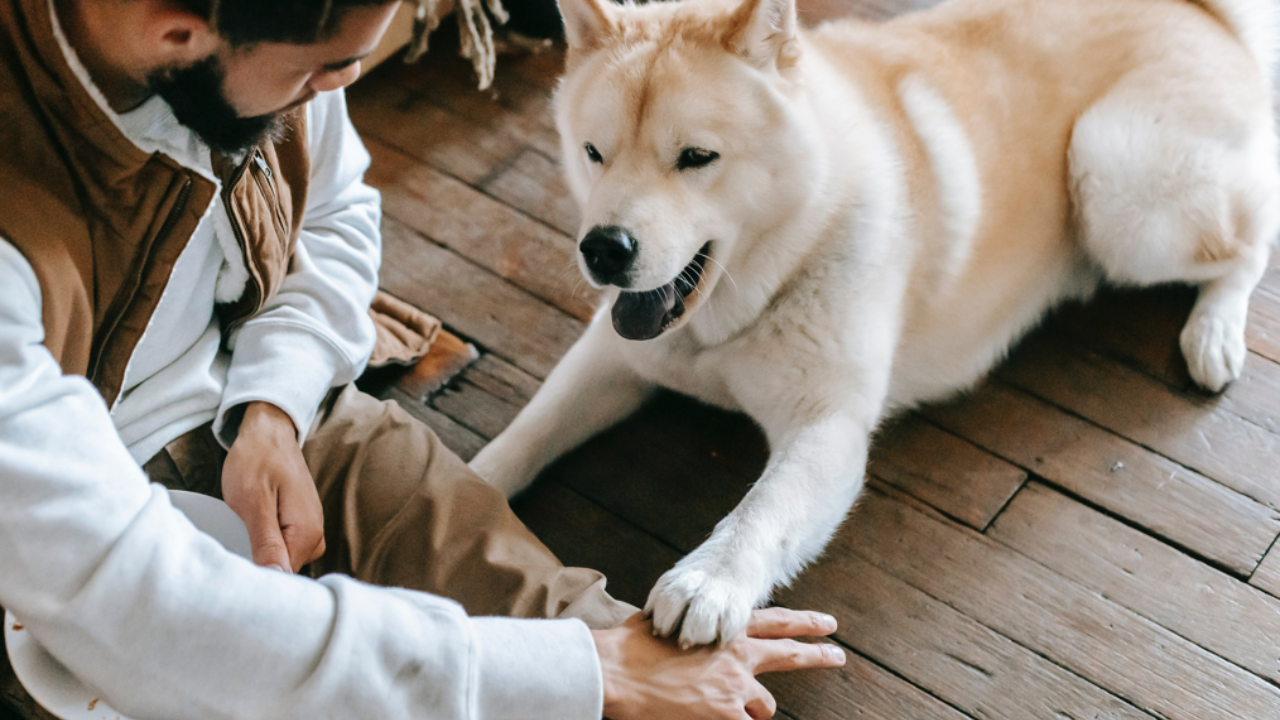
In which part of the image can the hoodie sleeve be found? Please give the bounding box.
[0,238,604,720]
[214,89,381,446]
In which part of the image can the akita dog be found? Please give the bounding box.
[470,0,1280,646]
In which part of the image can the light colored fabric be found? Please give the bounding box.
[368,290,443,368]
[46,1,378,459]
[0,239,604,719]
[0,4,608,718]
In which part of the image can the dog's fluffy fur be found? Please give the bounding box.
[470,0,1280,646]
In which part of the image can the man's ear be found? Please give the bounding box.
[558,0,617,51]
[138,0,220,66]
[724,0,799,70]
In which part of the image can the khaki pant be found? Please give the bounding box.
[142,385,634,629]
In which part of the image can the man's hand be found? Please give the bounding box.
[593,608,845,720]
[222,402,325,573]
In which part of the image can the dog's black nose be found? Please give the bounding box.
[580,225,638,285]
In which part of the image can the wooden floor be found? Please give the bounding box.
[350,7,1280,720]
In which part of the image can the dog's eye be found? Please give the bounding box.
[584,142,604,164]
[677,147,719,171]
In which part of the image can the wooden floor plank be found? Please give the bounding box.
[777,551,1155,720]
[430,374,524,440]
[764,658,975,720]
[921,381,1279,575]
[990,482,1280,687]
[999,332,1280,514]
[480,147,581,238]
[377,216,584,378]
[348,78,522,186]
[1247,285,1280,366]
[1249,542,1280,599]
[376,40,562,160]
[365,139,596,322]
[842,488,1280,720]
[869,414,1026,531]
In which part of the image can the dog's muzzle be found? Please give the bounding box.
[611,241,712,340]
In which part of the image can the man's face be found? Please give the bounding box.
[149,2,398,155]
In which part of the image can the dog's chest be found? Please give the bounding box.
[623,334,741,411]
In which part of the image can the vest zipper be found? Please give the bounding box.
[91,173,194,404]
[222,153,260,335]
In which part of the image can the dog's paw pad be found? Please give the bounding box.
[1181,311,1246,393]
[644,567,754,647]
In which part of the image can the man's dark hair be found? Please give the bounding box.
[173,0,397,47]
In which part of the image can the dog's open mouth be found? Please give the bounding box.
[611,242,713,340]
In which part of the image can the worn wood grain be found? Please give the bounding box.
[1247,285,1280,366]
[481,147,581,238]
[842,488,1280,720]
[999,332,1280,513]
[348,78,522,186]
[991,482,1280,685]
[430,375,525,440]
[466,352,543,402]
[869,414,1026,530]
[377,216,584,379]
[375,38,561,159]
[922,382,1279,575]
[777,550,1154,720]
[366,139,596,321]
[1249,542,1280,599]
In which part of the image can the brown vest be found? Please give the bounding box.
[0,0,311,407]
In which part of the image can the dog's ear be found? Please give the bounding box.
[724,0,800,70]
[558,0,617,50]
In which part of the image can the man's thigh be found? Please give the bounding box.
[301,385,633,626]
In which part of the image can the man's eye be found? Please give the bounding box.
[584,143,604,164]
[677,147,719,171]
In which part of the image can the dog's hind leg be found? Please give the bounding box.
[469,317,654,497]
[1067,55,1280,391]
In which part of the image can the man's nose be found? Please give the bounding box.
[310,62,362,93]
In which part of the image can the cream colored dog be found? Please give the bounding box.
[470,0,1280,646]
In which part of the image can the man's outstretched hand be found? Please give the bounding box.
[593,607,846,720]
[222,401,325,573]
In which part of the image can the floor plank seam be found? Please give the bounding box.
[903,411,1031,532]
[982,483,1280,694]
[357,120,581,244]
[1045,322,1280,439]
[827,642,981,720]
[1026,470,1257,579]
[866,485,1280,717]
[992,377,1280,514]
[474,145,534,190]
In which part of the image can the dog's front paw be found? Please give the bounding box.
[1181,310,1246,393]
[644,565,757,648]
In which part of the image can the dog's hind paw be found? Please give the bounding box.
[644,566,756,648]
[1180,309,1246,393]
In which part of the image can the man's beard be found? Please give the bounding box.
[148,56,285,156]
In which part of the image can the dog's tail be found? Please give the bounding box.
[1191,0,1278,77]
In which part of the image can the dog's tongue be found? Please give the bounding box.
[612,283,685,340]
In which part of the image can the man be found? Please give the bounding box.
[0,0,845,718]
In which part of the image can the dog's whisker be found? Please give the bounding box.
[702,254,738,292]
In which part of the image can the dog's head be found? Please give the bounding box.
[555,0,816,340]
